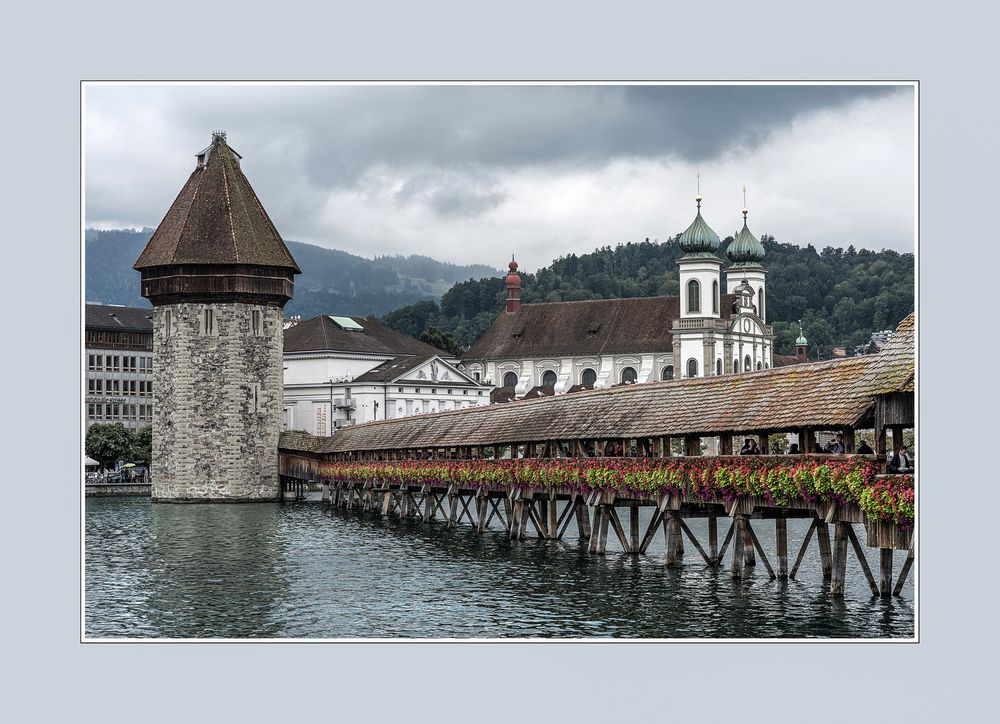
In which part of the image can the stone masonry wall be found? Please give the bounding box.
[152,302,283,501]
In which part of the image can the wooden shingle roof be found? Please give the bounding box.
[134,134,300,273]
[463,295,739,361]
[323,313,914,453]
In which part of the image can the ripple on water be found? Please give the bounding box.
[85,498,914,639]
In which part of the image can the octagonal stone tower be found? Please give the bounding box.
[134,132,300,501]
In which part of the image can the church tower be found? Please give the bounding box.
[134,132,301,501]
[723,199,774,372]
[672,192,723,378]
[725,200,767,321]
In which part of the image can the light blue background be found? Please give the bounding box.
[5,0,995,720]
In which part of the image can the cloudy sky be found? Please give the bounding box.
[85,83,915,270]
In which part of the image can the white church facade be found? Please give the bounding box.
[461,196,789,396]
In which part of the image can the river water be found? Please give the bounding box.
[84,497,915,639]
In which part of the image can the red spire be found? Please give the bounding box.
[505,255,521,314]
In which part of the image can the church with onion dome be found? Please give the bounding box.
[460,190,783,397]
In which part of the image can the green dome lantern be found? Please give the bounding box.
[726,207,766,265]
[678,195,721,256]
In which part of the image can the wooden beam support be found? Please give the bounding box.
[716,520,736,566]
[638,509,664,554]
[745,519,776,579]
[708,516,719,562]
[789,518,816,579]
[847,523,880,597]
[678,518,713,565]
[576,500,592,540]
[893,547,914,596]
[607,507,632,553]
[629,505,640,553]
[731,517,745,579]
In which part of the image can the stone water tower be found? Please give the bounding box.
[134,132,300,501]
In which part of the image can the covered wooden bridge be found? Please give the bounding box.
[279,314,915,597]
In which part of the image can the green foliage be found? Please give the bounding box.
[419,327,463,357]
[85,423,133,471]
[131,425,152,467]
[382,234,913,354]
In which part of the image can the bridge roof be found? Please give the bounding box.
[312,314,913,453]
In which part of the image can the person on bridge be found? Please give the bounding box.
[857,439,874,455]
[787,443,801,454]
[889,446,912,473]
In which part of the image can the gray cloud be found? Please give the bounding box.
[85,84,914,268]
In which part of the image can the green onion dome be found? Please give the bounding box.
[678,196,721,255]
[796,329,808,346]
[726,209,765,265]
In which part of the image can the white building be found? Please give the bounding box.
[282,315,491,434]
[462,196,789,395]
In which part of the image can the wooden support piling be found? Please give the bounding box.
[831,522,849,595]
[576,499,592,540]
[742,514,756,567]
[678,518,712,565]
[731,517,745,579]
[745,519,776,579]
[879,549,894,597]
[708,516,719,562]
[629,506,640,553]
[789,519,816,579]
[716,520,736,566]
[775,518,788,579]
[816,521,833,581]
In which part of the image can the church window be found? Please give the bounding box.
[621,367,637,384]
[582,368,597,387]
[503,371,518,389]
[758,288,765,320]
[251,309,262,336]
[686,358,698,378]
[687,279,700,313]
[744,355,752,372]
[757,361,762,370]
[473,371,481,382]
[163,310,172,338]
[542,370,557,387]
[661,365,674,381]
[712,280,719,314]
[200,307,216,336]
[716,359,722,375]
[733,358,740,373]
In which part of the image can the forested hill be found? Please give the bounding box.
[382,235,914,360]
[84,228,496,318]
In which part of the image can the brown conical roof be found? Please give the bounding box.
[134,132,301,273]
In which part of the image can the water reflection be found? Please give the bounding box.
[85,499,914,639]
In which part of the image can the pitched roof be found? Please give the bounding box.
[283,315,449,357]
[464,295,738,361]
[352,355,479,385]
[320,313,914,453]
[85,303,154,332]
[134,134,300,273]
[772,353,804,367]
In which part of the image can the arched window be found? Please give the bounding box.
[541,370,557,388]
[744,355,752,372]
[581,368,597,387]
[502,371,518,388]
[758,288,765,320]
[757,361,762,370]
[733,358,740,373]
[686,279,700,313]
[764,362,769,369]
[621,367,637,384]
[716,359,722,375]
[712,280,719,314]
[686,358,698,378]
[661,365,674,381]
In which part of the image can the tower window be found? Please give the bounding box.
[716,359,722,375]
[621,367,637,384]
[687,279,701,313]
[745,355,752,372]
[712,280,719,314]
[200,307,217,336]
[661,365,674,381]
[734,358,740,373]
[251,309,262,336]
[686,358,698,378]
[758,288,765,320]
[582,368,597,387]
[503,371,518,389]
[541,370,557,388]
[163,309,173,338]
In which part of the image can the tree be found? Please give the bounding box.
[86,423,133,471]
[131,425,152,467]
[420,327,464,356]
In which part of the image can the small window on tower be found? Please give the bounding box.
[163,310,173,338]
[251,309,262,336]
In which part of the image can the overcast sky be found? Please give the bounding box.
[85,83,914,271]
